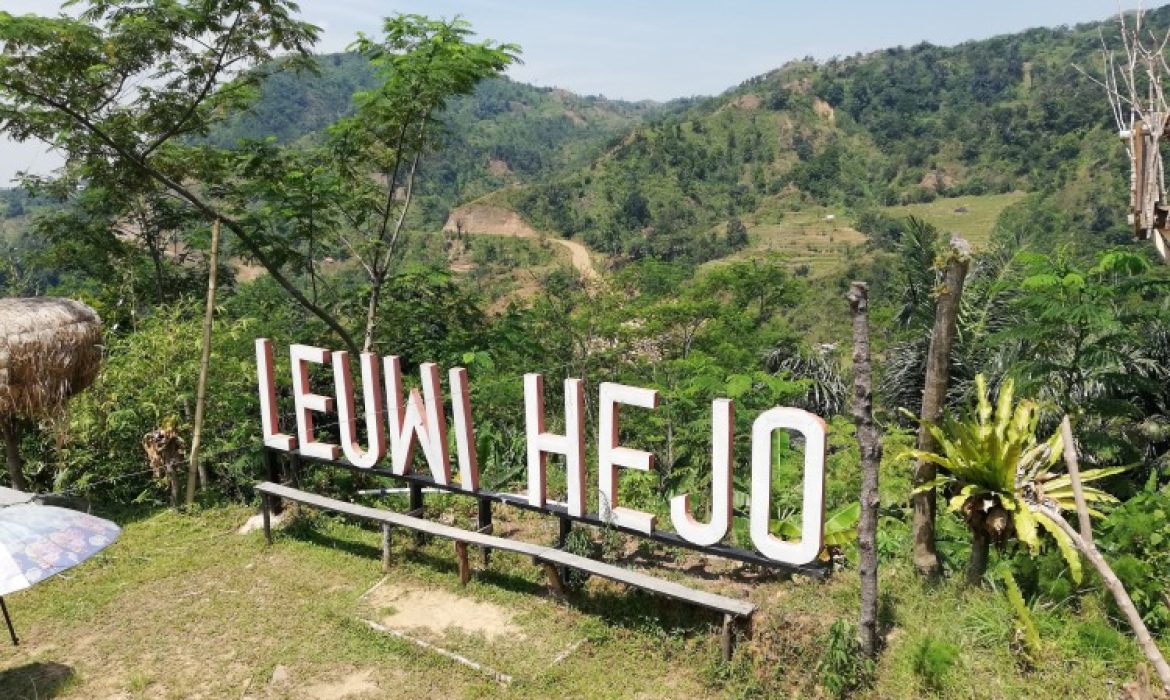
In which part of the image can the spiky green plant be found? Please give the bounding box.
[907,375,1124,584]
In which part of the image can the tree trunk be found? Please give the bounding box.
[967,527,990,586]
[186,219,219,506]
[2,421,27,492]
[363,278,383,353]
[848,281,882,658]
[912,235,971,579]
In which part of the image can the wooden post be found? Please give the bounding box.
[381,524,392,573]
[455,541,470,585]
[848,281,882,658]
[261,493,272,546]
[477,496,493,567]
[2,420,27,492]
[720,614,735,662]
[555,516,572,586]
[912,235,970,579]
[557,515,572,548]
[186,218,220,506]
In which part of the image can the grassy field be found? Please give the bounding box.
[716,193,1024,282]
[882,192,1027,249]
[0,500,1162,699]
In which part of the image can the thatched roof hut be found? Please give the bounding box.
[0,297,102,420]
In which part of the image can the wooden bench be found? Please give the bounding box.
[254,481,755,660]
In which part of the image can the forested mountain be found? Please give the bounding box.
[507,9,1156,263]
[210,53,688,221]
[200,6,1159,267]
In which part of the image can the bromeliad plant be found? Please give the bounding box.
[907,375,1123,585]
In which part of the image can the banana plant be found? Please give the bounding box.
[906,374,1124,584]
[778,502,860,564]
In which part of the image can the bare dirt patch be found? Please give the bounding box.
[301,668,381,700]
[812,97,835,123]
[365,580,525,642]
[487,157,512,177]
[731,94,762,110]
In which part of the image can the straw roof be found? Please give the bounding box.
[0,297,102,419]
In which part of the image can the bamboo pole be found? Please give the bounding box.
[186,219,220,506]
[1055,424,1170,694]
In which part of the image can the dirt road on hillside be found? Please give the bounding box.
[443,204,598,280]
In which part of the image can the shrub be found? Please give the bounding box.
[817,619,872,698]
[911,634,959,693]
[1095,478,1170,632]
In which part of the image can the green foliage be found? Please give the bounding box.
[1095,476,1170,632]
[908,375,1123,582]
[816,619,872,699]
[910,634,960,693]
[1000,569,1042,664]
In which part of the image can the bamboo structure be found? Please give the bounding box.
[1090,7,1170,260]
[0,297,102,490]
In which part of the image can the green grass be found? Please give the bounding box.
[0,503,1163,699]
[883,192,1027,249]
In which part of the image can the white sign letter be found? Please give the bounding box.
[449,368,480,492]
[750,407,827,565]
[332,350,386,468]
[384,357,451,484]
[290,344,340,460]
[256,338,295,451]
[523,374,586,515]
[598,382,659,534]
[670,398,734,546]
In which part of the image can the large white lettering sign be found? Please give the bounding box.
[255,339,827,566]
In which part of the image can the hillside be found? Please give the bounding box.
[504,9,1151,265]
[210,53,688,222]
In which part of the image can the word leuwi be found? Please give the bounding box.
[256,339,827,566]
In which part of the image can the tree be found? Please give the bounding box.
[725,217,749,249]
[848,281,881,658]
[321,15,518,351]
[911,234,970,579]
[0,1,359,349]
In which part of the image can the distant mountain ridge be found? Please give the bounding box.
[214,7,1169,262]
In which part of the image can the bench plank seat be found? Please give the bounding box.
[255,481,755,619]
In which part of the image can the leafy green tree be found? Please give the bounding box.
[321,14,517,350]
[0,0,359,347]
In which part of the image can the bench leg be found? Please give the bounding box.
[721,614,734,663]
[263,451,282,516]
[381,524,392,573]
[556,516,572,584]
[455,542,470,586]
[409,483,425,546]
[261,493,272,546]
[542,562,566,599]
[477,497,493,567]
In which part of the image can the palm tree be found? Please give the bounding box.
[907,375,1123,584]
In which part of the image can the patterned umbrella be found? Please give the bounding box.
[0,503,120,644]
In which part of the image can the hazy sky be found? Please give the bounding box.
[0,0,1139,184]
